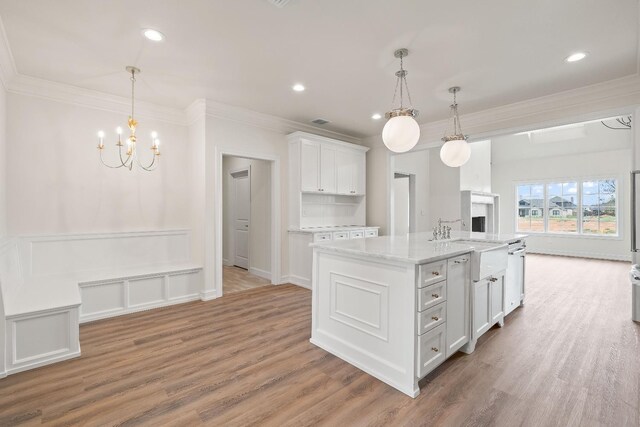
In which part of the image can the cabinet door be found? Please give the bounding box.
[473,279,492,338]
[300,140,320,192]
[505,255,521,315]
[320,145,336,193]
[335,151,352,195]
[490,275,505,324]
[353,151,366,195]
[446,255,470,358]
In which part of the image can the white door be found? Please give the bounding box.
[393,174,410,236]
[232,169,250,269]
[473,279,492,337]
[446,256,470,357]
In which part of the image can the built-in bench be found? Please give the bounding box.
[0,230,203,377]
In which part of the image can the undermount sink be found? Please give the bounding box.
[455,240,508,281]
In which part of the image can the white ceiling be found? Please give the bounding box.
[0,0,638,137]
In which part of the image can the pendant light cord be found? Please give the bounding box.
[130,69,136,120]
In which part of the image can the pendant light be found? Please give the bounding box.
[440,86,471,167]
[382,48,420,153]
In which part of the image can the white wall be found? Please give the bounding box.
[492,121,632,260]
[393,149,430,232]
[392,176,409,236]
[460,139,491,193]
[223,156,272,276]
[0,84,6,237]
[6,93,192,236]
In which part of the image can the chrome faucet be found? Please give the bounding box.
[433,218,466,240]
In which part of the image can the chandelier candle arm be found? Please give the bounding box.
[96,66,162,172]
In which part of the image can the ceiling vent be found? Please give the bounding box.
[311,118,330,125]
[266,0,292,8]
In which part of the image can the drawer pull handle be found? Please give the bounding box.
[454,259,468,264]
[489,277,498,282]
[431,347,439,353]
[432,293,439,299]
[431,316,439,321]
[432,271,440,276]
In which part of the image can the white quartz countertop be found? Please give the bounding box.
[289,225,379,233]
[310,231,526,264]
[435,231,527,244]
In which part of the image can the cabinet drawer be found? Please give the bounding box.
[417,323,446,378]
[313,233,333,243]
[333,231,350,240]
[417,302,446,335]
[417,281,447,312]
[419,260,447,288]
[350,230,365,239]
[365,229,378,238]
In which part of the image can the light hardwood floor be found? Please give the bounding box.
[0,255,638,426]
[223,265,271,294]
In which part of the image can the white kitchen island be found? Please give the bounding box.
[310,232,526,397]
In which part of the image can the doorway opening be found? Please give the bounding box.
[392,172,416,236]
[223,156,273,295]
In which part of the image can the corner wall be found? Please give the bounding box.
[0,83,6,237]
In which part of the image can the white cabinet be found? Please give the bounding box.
[299,139,338,194]
[465,273,505,353]
[300,140,321,192]
[336,150,366,195]
[445,255,470,357]
[505,249,525,316]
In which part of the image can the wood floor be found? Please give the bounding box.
[223,265,271,294]
[1,255,638,426]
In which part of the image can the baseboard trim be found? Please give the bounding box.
[527,249,631,262]
[6,349,81,376]
[223,258,232,267]
[284,275,311,289]
[200,289,217,301]
[80,294,201,323]
[249,267,271,281]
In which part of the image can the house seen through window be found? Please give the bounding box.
[517,179,618,236]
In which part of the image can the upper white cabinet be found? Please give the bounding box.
[288,132,369,229]
[336,150,366,195]
[292,133,367,195]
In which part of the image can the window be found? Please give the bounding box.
[582,180,617,235]
[516,178,618,236]
[517,184,544,232]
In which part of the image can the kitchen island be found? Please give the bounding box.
[310,232,526,397]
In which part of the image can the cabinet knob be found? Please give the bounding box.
[432,271,440,276]
[431,347,439,353]
[432,293,439,299]
[431,316,439,321]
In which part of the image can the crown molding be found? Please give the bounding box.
[417,73,640,146]
[185,99,207,125]
[0,16,16,89]
[204,99,363,144]
[7,74,189,126]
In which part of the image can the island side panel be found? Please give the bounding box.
[310,248,418,397]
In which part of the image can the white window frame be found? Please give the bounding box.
[515,176,621,239]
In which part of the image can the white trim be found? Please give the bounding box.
[6,350,81,376]
[0,16,16,89]
[208,104,363,145]
[249,267,272,281]
[80,293,201,323]
[200,289,217,301]
[213,149,282,299]
[286,274,311,289]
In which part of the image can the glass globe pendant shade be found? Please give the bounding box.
[382,115,421,153]
[440,138,471,167]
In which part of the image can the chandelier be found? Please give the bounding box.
[382,48,420,153]
[440,86,471,167]
[97,66,161,171]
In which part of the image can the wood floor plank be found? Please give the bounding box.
[0,256,638,426]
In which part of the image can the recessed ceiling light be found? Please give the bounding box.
[142,29,165,42]
[292,83,305,92]
[371,113,382,120]
[565,52,587,63]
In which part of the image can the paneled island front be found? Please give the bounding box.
[310,232,526,397]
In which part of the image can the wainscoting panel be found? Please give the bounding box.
[129,276,165,308]
[80,281,125,319]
